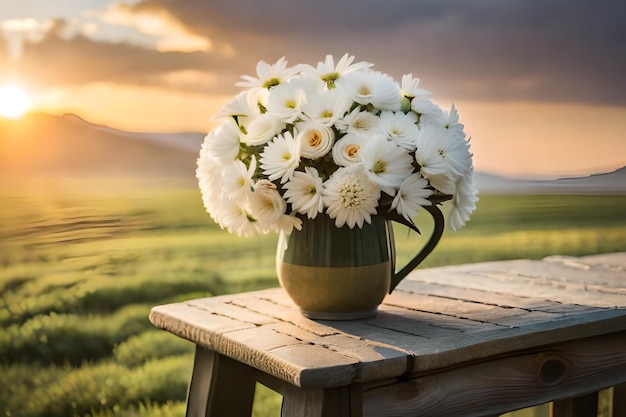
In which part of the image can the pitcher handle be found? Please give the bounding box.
[389,204,445,293]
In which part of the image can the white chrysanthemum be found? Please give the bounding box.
[378,111,420,151]
[266,81,308,123]
[222,156,256,201]
[242,112,285,146]
[196,140,224,221]
[236,56,301,89]
[301,53,373,87]
[414,125,472,194]
[323,166,380,229]
[448,168,478,231]
[295,121,334,159]
[332,133,366,167]
[283,166,325,219]
[390,173,433,223]
[401,74,431,98]
[203,118,241,163]
[360,137,414,196]
[259,131,301,184]
[335,69,402,111]
[335,107,380,136]
[300,88,351,126]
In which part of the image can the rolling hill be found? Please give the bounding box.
[475,168,626,194]
[0,113,203,181]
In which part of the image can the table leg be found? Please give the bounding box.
[281,385,363,417]
[614,383,626,417]
[550,392,599,417]
[186,346,256,417]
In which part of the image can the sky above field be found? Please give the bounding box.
[1,0,625,177]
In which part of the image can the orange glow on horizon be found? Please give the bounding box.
[14,81,626,177]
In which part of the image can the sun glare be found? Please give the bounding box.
[0,84,32,119]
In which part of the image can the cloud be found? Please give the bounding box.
[128,0,626,106]
[5,0,626,106]
[99,3,211,52]
[17,20,244,94]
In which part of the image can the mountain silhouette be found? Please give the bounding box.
[2,112,624,194]
[475,167,626,194]
[0,113,203,181]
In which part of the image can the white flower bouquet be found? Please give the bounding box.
[196,54,478,237]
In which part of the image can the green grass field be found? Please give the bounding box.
[1,179,625,417]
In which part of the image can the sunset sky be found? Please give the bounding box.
[1,0,625,177]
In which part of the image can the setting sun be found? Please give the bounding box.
[0,84,31,119]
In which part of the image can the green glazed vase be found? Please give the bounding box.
[276,205,445,320]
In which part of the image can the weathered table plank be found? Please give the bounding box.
[150,253,626,390]
[150,253,626,416]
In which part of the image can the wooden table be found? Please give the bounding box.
[149,252,626,417]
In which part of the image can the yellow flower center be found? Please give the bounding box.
[263,78,280,88]
[307,131,322,148]
[345,144,360,159]
[372,160,387,175]
[338,183,364,208]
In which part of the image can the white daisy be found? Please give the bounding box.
[259,131,301,184]
[360,137,414,196]
[266,81,308,123]
[414,125,472,194]
[448,168,479,231]
[271,213,303,235]
[218,198,261,237]
[213,90,259,119]
[401,74,431,99]
[411,96,444,123]
[300,88,351,127]
[378,111,420,151]
[222,156,256,201]
[242,112,285,146]
[442,103,465,137]
[390,173,433,223]
[323,166,380,229]
[335,107,380,136]
[295,121,334,159]
[332,133,366,167]
[283,166,325,219]
[335,69,402,111]
[236,56,301,89]
[301,53,373,88]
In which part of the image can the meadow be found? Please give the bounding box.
[1,179,625,417]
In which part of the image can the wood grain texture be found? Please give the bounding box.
[149,253,626,389]
[362,331,626,417]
